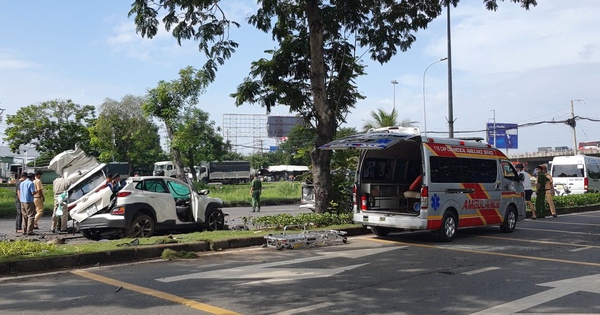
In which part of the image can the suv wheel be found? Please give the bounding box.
[81,229,102,241]
[205,207,225,231]
[126,214,155,238]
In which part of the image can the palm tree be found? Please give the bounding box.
[362,107,418,132]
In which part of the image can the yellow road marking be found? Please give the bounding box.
[71,270,240,315]
[475,235,600,249]
[364,237,600,267]
[528,220,600,227]
[518,227,600,236]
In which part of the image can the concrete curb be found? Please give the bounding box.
[0,227,371,276]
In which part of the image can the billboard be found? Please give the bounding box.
[267,116,304,138]
[486,123,518,149]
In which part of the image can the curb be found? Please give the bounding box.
[0,227,371,276]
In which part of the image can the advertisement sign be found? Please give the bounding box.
[486,123,518,149]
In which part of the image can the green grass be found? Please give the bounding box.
[0,224,361,262]
[200,181,301,206]
[0,186,55,219]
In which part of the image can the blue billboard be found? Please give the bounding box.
[486,123,518,149]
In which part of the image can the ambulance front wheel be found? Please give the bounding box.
[500,206,517,233]
[437,211,457,242]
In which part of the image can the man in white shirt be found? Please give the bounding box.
[516,164,536,219]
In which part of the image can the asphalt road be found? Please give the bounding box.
[2,210,600,314]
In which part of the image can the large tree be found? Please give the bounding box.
[129,0,537,213]
[143,66,210,179]
[3,99,96,159]
[88,95,165,174]
[172,107,229,181]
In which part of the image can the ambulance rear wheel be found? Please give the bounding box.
[500,206,517,233]
[437,212,457,242]
[371,226,391,236]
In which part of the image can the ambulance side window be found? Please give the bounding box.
[430,157,496,183]
[501,161,519,180]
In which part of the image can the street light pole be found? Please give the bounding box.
[422,58,448,137]
[391,80,398,112]
[446,3,455,138]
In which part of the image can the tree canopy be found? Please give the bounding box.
[129,0,537,212]
[3,99,96,159]
[89,95,165,174]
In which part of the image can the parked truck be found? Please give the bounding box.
[195,161,251,184]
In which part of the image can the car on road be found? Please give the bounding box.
[77,176,227,240]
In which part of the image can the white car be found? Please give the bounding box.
[48,147,112,225]
[77,176,226,240]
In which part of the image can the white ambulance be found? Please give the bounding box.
[320,126,525,241]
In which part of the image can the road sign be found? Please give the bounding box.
[486,123,518,149]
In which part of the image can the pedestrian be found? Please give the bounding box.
[33,170,45,229]
[534,165,557,219]
[14,172,27,233]
[51,176,70,233]
[19,173,38,236]
[112,173,126,192]
[542,165,558,218]
[105,173,114,191]
[516,164,535,219]
[250,174,262,212]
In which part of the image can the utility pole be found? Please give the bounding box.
[571,99,584,155]
[446,3,455,138]
[491,109,496,147]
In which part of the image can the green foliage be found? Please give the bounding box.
[3,99,96,156]
[161,248,197,260]
[174,108,229,181]
[362,108,419,131]
[0,240,57,258]
[249,213,353,230]
[89,95,165,173]
[533,193,600,208]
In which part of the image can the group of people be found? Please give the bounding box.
[106,173,127,193]
[15,171,71,235]
[516,163,557,219]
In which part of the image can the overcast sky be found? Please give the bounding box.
[1,0,599,155]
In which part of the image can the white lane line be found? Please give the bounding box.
[462,267,500,276]
[569,246,593,252]
[273,302,334,315]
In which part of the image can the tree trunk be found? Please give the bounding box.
[305,0,335,214]
[165,123,186,180]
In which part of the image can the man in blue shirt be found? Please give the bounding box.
[19,173,38,236]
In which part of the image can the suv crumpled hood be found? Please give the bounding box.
[48,147,100,183]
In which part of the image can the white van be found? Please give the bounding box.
[550,155,600,195]
[320,127,525,241]
[153,161,176,177]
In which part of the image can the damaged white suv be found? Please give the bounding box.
[77,176,226,240]
[49,148,227,240]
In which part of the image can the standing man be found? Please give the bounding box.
[33,170,45,229]
[515,164,535,219]
[51,176,70,233]
[19,173,38,236]
[250,174,262,212]
[14,172,27,233]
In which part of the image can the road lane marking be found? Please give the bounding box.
[471,273,600,315]
[462,267,500,275]
[517,227,600,236]
[476,235,600,249]
[71,270,240,315]
[363,238,600,267]
[273,302,334,315]
[526,220,600,227]
[570,246,593,252]
[157,247,401,283]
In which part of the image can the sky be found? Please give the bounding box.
[1,0,599,157]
